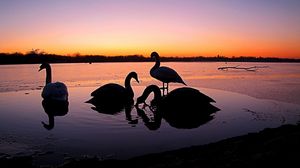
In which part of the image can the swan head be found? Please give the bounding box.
[136,96,146,106]
[39,62,50,71]
[128,71,139,83]
[151,52,159,59]
[135,85,162,106]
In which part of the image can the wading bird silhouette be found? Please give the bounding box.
[150,52,186,95]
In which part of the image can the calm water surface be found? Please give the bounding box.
[0,62,300,166]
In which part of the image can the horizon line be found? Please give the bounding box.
[1,52,300,61]
[1,51,299,60]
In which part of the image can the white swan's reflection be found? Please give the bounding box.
[41,99,69,130]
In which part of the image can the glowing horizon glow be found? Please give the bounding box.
[0,0,300,58]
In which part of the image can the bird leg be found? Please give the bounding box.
[166,83,169,94]
[163,83,165,96]
[160,82,165,96]
[163,82,166,96]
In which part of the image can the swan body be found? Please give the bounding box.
[137,85,215,105]
[87,72,139,111]
[91,83,127,100]
[39,63,68,101]
[136,85,218,112]
[150,52,186,95]
[162,87,216,107]
[136,85,219,129]
[42,82,68,101]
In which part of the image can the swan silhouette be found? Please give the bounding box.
[150,52,186,95]
[41,99,69,130]
[136,85,219,128]
[136,85,216,108]
[39,63,68,101]
[86,71,139,113]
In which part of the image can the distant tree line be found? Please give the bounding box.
[0,50,299,64]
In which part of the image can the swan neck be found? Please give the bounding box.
[152,87,162,100]
[45,66,52,85]
[151,56,160,72]
[142,85,162,102]
[125,76,134,98]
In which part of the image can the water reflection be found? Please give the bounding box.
[136,102,218,129]
[87,99,127,115]
[41,99,69,130]
[87,100,138,125]
[135,106,161,130]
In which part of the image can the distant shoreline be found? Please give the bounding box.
[1,52,300,64]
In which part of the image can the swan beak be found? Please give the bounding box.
[135,77,139,83]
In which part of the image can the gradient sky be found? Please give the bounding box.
[0,0,300,58]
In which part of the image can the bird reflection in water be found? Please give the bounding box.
[41,99,69,130]
[89,101,138,125]
[135,105,162,130]
[135,85,220,129]
[88,99,128,115]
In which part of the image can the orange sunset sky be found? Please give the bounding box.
[0,0,300,58]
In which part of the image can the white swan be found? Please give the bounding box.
[39,63,68,101]
[150,52,186,95]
